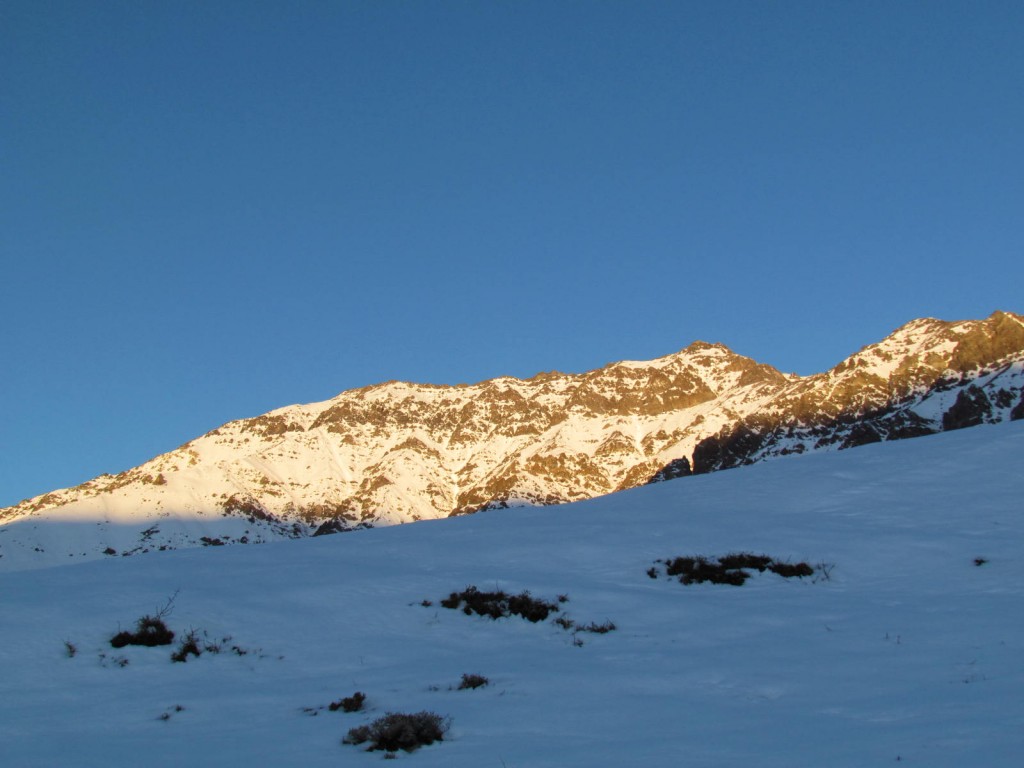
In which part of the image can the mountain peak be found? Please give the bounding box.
[681,339,729,353]
[2,313,1022,571]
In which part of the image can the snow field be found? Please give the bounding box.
[1,421,1022,766]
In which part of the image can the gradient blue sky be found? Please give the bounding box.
[2,1,1022,507]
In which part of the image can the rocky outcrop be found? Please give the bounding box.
[942,385,993,431]
[683,313,1024,475]
[2,311,1022,568]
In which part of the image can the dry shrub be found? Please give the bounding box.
[343,711,449,753]
[329,692,367,712]
[457,673,488,690]
[439,586,560,623]
[111,616,175,648]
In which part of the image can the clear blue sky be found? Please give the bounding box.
[2,1,1022,508]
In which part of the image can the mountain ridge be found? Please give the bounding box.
[2,311,1022,570]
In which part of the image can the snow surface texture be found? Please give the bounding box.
[2,421,1022,766]
[2,311,1023,571]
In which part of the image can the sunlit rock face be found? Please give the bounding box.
[2,311,1022,568]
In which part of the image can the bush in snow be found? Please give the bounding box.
[663,555,749,585]
[170,629,203,663]
[111,592,179,648]
[438,586,560,622]
[110,615,175,648]
[653,552,819,586]
[343,711,450,753]
[457,673,489,690]
[329,692,367,712]
[576,620,617,634]
[768,561,815,578]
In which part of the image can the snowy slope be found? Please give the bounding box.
[2,311,1022,570]
[1,421,1022,766]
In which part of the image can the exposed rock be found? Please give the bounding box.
[648,457,692,483]
[942,385,993,431]
[3,311,1023,565]
[312,518,351,536]
[1011,396,1024,421]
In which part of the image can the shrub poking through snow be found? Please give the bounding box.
[343,711,450,753]
[438,586,560,623]
[664,555,749,585]
[576,620,617,634]
[653,553,819,586]
[768,561,814,578]
[111,615,175,648]
[111,591,179,648]
[717,552,774,571]
[552,617,617,635]
[170,629,203,662]
[329,692,367,712]
[457,673,489,690]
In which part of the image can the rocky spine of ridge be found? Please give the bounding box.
[690,311,1024,473]
[2,342,786,527]
[2,311,1023,567]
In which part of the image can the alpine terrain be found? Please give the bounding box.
[2,310,1022,570]
[2,418,1023,766]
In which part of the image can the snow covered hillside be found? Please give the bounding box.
[2,311,1022,571]
[2,421,1021,766]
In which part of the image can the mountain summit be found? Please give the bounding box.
[2,311,1022,569]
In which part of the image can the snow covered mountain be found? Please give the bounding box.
[3,419,1023,766]
[2,311,1022,570]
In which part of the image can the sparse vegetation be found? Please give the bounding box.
[551,616,617,637]
[329,692,367,712]
[717,552,774,571]
[576,620,616,634]
[170,629,203,663]
[457,673,489,690]
[812,561,836,582]
[652,553,823,586]
[105,593,254,664]
[98,652,130,668]
[664,555,749,585]
[769,561,814,578]
[438,586,560,622]
[343,711,450,753]
[110,592,178,647]
[169,630,249,662]
[111,615,175,648]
